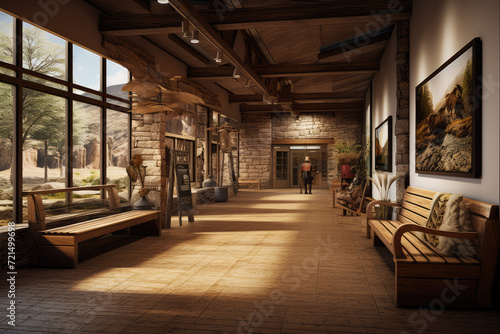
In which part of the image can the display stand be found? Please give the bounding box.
[166,150,194,228]
[207,124,239,196]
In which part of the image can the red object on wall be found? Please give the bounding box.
[341,164,355,179]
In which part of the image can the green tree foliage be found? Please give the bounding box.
[462,59,473,114]
[0,24,67,183]
[416,83,434,124]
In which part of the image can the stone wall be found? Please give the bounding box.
[238,112,363,188]
[238,114,272,188]
[396,20,410,201]
[131,112,168,227]
[272,112,361,141]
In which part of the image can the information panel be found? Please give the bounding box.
[175,163,193,212]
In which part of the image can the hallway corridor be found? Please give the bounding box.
[2,189,500,333]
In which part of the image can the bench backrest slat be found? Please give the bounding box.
[397,187,499,265]
[25,185,121,232]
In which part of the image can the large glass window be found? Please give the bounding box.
[106,59,129,104]
[0,13,131,223]
[73,101,101,187]
[22,22,66,80]
[0,82,13,225]
[22,89,66,191]
[0,11,14,66]
[73,44,101,92]
[107,109,129,201]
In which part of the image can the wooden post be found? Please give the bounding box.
[166,150,175,228]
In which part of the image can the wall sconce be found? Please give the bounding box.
[182,19,190,39]
[191,30,200,44]
[233,68,241,79]
[244,78,251,87]
[214,50,224,63]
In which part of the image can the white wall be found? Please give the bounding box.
[371,28,398,201]
[410,0,499,203]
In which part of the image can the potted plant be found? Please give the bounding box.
[335,142,361,180]
[367,171,403,219]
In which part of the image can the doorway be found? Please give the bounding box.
[272,145,325,189]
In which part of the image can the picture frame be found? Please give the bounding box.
[415,38,482,178]
[375,116,392,172]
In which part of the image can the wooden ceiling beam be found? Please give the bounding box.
[168,34,212,65]
[131,0,151,13]
[99,1,412,36]
[188,61,380,79]
[167,0,272,97]
[240,102,363,113]
[318,24,394,60]
[229,92,365,103]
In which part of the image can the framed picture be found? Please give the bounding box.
[415,38,482,178]
[375,116,392,172]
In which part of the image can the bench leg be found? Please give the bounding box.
[373,234,385,247]
[37,235,78,268]
[130,218,161,237]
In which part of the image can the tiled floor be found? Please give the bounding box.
[2,189,500,333]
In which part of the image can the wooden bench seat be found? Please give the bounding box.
[238,179,261,189]
[38,210,160,268]
[366,187,499,308]
[24,185,160,268]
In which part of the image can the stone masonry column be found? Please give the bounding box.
[395,20,410,201]
[131,112,167,227]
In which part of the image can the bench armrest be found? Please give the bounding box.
[392,224,479,259]
[366,201,402,220]
[366,201,401,239]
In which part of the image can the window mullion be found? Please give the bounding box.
[13,19,23,224]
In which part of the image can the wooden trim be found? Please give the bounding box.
[272,139,335,145]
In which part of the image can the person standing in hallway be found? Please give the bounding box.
[300,156,315,194]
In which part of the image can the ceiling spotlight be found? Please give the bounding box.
[233,68,241,79]
[244,78,251,87]
[263,94,272,104]
[182,19,190,39]
[157,0,169,4]
[214,50,224,63]
[191,30,200,44]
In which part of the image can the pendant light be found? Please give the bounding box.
[191,30,200,44]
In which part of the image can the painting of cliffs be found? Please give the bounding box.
[375,116,392,172]
[415,43,478,176]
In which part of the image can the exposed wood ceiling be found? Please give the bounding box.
[88,0,412,116]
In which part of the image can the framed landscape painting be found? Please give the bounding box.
[375,116,392,172]
[415,38,482,178]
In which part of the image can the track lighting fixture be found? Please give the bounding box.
[263,94,272,104]
[190,30,200,44]
[214,50,224,63]
[182,19,190,39]
[157,0,169,4]
[233,68,241,79]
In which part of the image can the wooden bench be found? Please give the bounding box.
[335,180,369,216]
[366,187,500,308]
[24,185,160,268]
[238,179,261,189]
